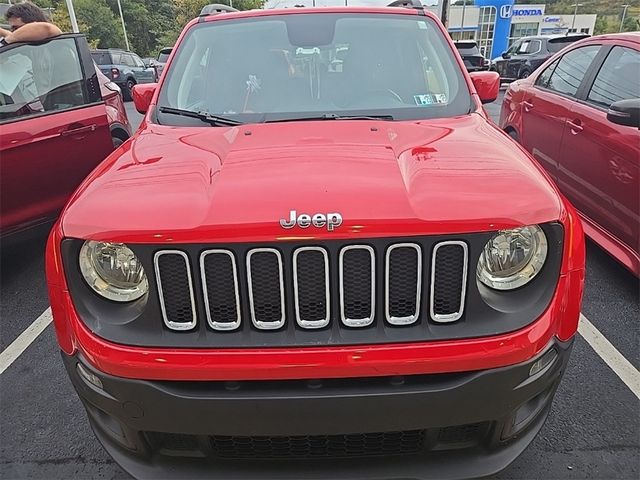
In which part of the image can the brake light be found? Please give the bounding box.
[111,68,120,80]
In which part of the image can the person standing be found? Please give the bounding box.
[0,2,62,46]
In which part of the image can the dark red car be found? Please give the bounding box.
[46,3,585,479]
[500,33,639,276]
[0,34,131,243]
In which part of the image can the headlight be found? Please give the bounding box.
[79,241,148,302]
[477,225,548,290]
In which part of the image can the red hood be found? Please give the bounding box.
[61,114,562,243]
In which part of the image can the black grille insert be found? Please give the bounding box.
[201,250,240,330]
[431,242,467,322]
[340,246,375,327]
[247,249,284,329]
[386,244,421,324]
[210,430,426,459]
[294,248,330,328]
[155,251,196,330]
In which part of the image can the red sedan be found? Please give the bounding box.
[500,33,639,276]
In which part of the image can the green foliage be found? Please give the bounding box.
[29,0,264,57]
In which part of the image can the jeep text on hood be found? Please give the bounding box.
[46,4,585,480]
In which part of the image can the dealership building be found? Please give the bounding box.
[435,1,597,59]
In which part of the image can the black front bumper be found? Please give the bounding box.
[62,339,573,480]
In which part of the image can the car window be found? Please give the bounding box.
[544,45,600,97]
[548,36,590,53]
[132,55,145,68]
[535,58,560,88]
[506,40,522,55]
[91,52,110,65]
[158,52,171,62]
[121,54,135,67]
[0,38,87,122]
[587,46,640,108]
[159,13,471,124]
[110,53,121,64]
[455,42,480,55]
[526,40,541,54]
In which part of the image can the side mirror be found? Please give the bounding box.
[132,83,157,114]
[143,61,152,69]
[607,98,640,128]
[469,71,500,104]
[501,52,511,59]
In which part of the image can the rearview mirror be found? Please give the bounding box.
[469,71,500,104]
[607,98,640,128]
[132,83,157,114]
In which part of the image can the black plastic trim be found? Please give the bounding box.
[62,337,574,480]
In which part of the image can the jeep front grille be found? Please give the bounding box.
[154,240,468,332]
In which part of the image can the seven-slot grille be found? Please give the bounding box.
[154,241,468,332]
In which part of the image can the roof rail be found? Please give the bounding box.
[199,4,239,16]
[387,0,424,9]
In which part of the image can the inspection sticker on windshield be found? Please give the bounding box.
[414,94,447,106]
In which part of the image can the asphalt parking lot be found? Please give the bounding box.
[1,95,638,480]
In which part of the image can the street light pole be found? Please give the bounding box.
[64,0,79,33]
[570,3,583,32]
[461,1,466,40]
[620,4,631,32]
[115,0,130,51]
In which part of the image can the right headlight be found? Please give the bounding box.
[79,240,148,302]
[477,225,548,291]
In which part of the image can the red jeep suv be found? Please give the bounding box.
[46,3,585,479]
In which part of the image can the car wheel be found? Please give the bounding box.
[124,79,136,101]
[519,69,531,79]
[507,129,519,142]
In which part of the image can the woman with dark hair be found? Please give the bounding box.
[0,2,61,46]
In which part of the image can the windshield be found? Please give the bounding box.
[455,42,480,55]
[157,13,471,125]
[158,52,171,62]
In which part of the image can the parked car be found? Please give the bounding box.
[90,48,156,100]
[493,34,590,82]
[95,68,132,147]
[500,33,639,276]
[154,46,172,79]
[0,34,130,243]
[454,40,489,72]
[46,3,585,479]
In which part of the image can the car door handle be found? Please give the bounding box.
[523,100,533,112]
[61,124,97,137]
[567,119,583,134]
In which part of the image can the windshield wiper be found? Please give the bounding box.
[158,106,243,126]
[265,113,394,123]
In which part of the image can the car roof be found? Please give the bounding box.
[583,32,640,43]
[197,5,435,24]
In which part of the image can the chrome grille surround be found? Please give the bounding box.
[293,246,331,329]
[154,250,197,331]
[429,241,468,323]
[385,243,422,325]
[339,245,376,328]
[200,249,241,331]
[246,248,286,330]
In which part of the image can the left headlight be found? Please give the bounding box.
[477,225,548,291]
[79,240,148,302]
